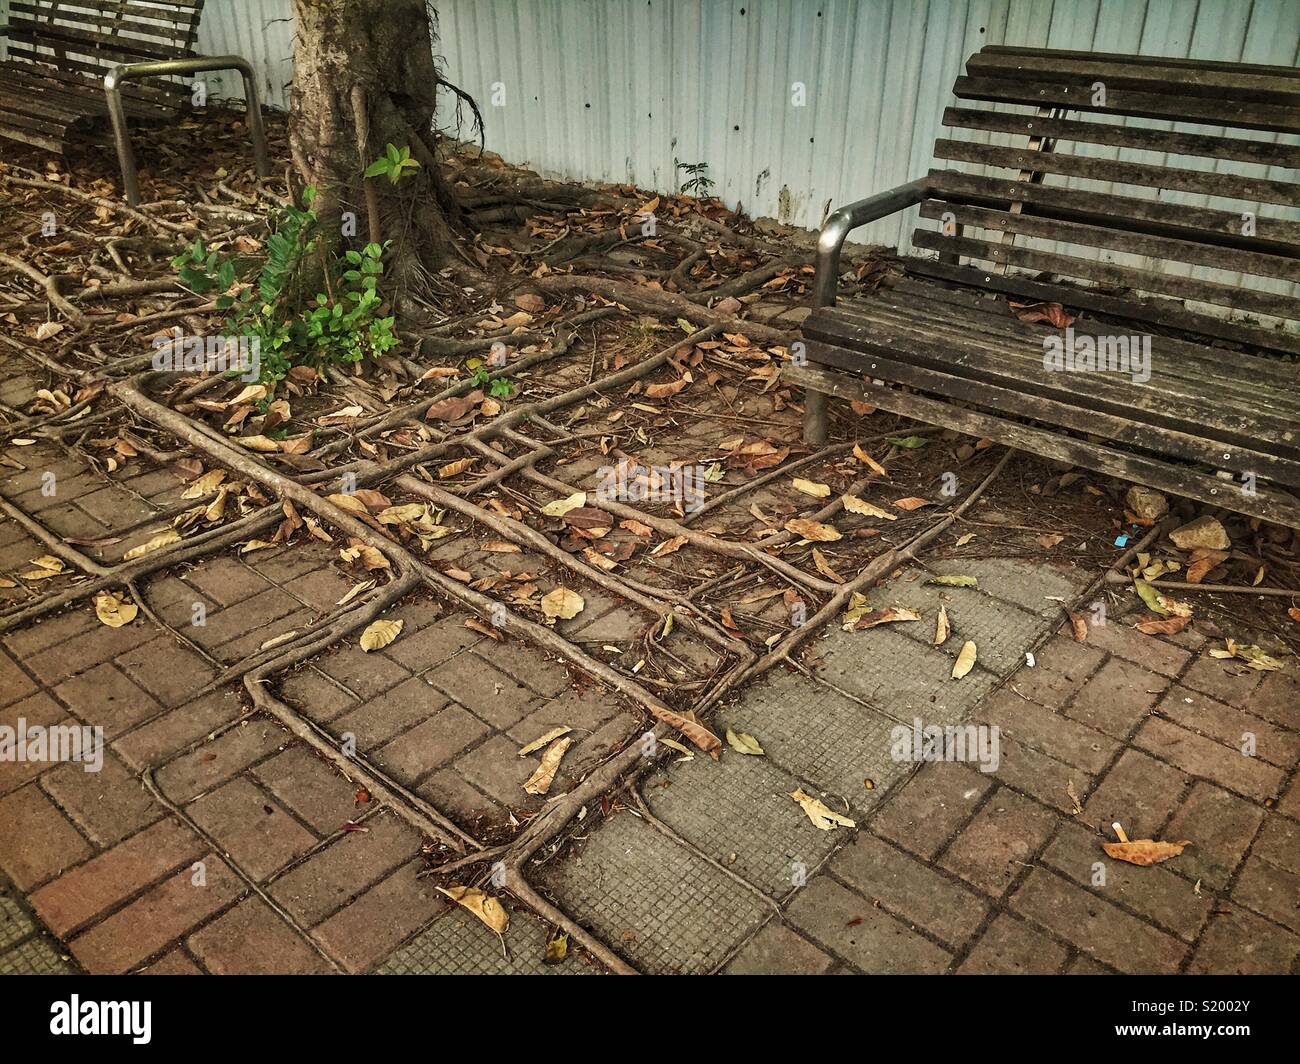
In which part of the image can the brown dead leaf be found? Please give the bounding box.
[1102,839,1191,867]
[784,518,841,542]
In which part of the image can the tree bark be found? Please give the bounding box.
[289,0,465,298]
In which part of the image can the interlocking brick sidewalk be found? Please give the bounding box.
[3,528,1294,973]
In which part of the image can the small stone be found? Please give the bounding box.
[1126,485,1168,522]
[1169,516,1230,551]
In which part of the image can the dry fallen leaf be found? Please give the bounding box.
[840,494,896,521]
[359,618,403,651]
[952,640,977,679]
[541,587,584,622]
[893,496,932,511]
[542,492,586,517]
[725,728,765,755]
[94,590,138,628]
[1134,615,1190,636]
[523,735,573,795]
[790,788,855,831]
[1066,609,1088,642]
[934,604,950,646]
[122,529,180,561]
[1102,839,1191,867]
[438,885,509,934]
[852,442,888,477]
[853,605,922,630]
[518,727,572,757]
[792,477,831,498]
[784,518,841,542]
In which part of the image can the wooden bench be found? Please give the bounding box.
[788,46,1300,529]
[0,0,268,204]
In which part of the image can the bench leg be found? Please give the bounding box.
[803,389,829,445]
[105,87,141,207]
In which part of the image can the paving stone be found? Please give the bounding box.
[53,662,162,740]
[1040,820,1210,941]
[279,666,358,724]
[315,643,411,700]
[140,950,202,975]
[785,875,952,973]
[191,588,303,648]
[979,688,1117,773]
[471,641,572,697]
[0,784,92,890]
[939,787,1057,897]
[42,751,162,847]
[331,675,448,750]
[246,544,337,583]
[377,704,491,787]
[1065,953,1112,974]
[1081,748,1187,840]
[252,745,362,835]
[32,621,158,687]
[1010,867,1185,974]
[283,568,355,612]
[1232,858,1300,934]
[377,906,586,975]
[561,711,639,784]
[1188,908,1300,975]
[452,732,544,807]
[415,769,504,831]
[723,919,834,975]
[815,625,999,724]
[1252,815,1299,876]
[956,914,1069,975]
[1134,717,1284,802]
[645,752,841,898]
[0,694,69,793]
[310,859,448,973]
[928,558,1088,616]
[29,817,204,937]
[0,884,35,949]
[1063,657,1168,738]
[1180,656,1263,708]
[187,777,318,881]
[0,933,74,975]
[217,608,315,663]
[74,486,157,528]
[870,762,992,859]
[153,719,289,803]
[1157,684,1300,768]
[114,635,219,708]
[0,648,37,708]
[1081,621,1191,677]
[426,654,541,728]
[506,686,625,746]
[880,567,1052,676]
[1163,782,1266,890]
[69,854,243,974]
[268,811,419,926]
[188,898,333,975]
[988,735,1097,815]
[721,671,914,818]
[1247,671,1300,730]
[2,607,93,661]
[537,811,769,974]
[113,689,245,772]
[381,617,481,673]
[832,832,987,947]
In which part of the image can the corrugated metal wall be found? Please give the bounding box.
[197,0,295,110]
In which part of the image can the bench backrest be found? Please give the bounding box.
[914,46,1300,336]
[7,0,204,103]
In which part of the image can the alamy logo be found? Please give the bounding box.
[1043,328,1151,384]
[890,718,1000,773]
[50,996,151,1044]
[151,328,260,382]
[0,719,102,772]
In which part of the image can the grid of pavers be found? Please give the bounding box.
[535,565,1300,974]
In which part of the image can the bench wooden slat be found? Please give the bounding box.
[787,364,1300,529]
[966,50,1300,106]
[979,45,1300,79]
[933,138,1300,207]
[806,306,1300,445]
[10,2,194,41]
[918,200,1300,285]
[953,75,1300,134]
[7,21,196,64]
[941,107,1300,170]
[927,170,1300,251]
[911,229,1300,322]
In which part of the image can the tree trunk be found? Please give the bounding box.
[289,0,464,301]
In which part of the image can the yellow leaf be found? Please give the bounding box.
[359,618,403,651]
[792,477,831,498]
[934,604,950,646]
[784,518,841,542]
[235,435,281,452]
[522,735,573,795]
[841,494,897,520]
[790,788,855,830]
[725,728,765,755]
[852,443,888,476]
[123,529,180,561]
[952,640,977,679]
[437,885,509,934]
[542,492,586,517]
[182,469,227,499]
[94,591,138,628]
[438,458,476,478]
[541,587,584,622]
[1102,839,1191,867]
[519,727,572,757]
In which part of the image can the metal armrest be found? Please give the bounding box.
[813,177,930,308]
[104,55,270,206]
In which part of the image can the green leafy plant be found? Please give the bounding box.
[469,363,515,398]
[171,186,399,387]
[674,158,715,198]
[364,143,421,185]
